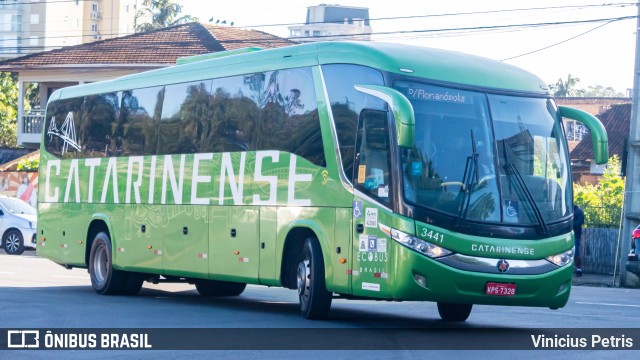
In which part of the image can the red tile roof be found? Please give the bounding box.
[0,22,296,69]
[570,103,632,160]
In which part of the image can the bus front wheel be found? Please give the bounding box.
[297,237,332,319]
[437,302,472,322]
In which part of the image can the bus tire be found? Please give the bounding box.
[437,302,472,322]
[3,229,24,255]
[195,279,247,296]
[88,232,127,295]
[120,273,144,295]
[297,237,332,319]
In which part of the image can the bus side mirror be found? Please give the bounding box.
[354,85,415,148]
[558,106,609,165]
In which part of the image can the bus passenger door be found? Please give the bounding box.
[162,205,209,278]
[351,110,394,298]
[209,206,260,282]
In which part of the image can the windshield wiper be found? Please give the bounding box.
[506,163,549,236]
[455,130,479,227]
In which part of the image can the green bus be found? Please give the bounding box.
[37,41,608,321]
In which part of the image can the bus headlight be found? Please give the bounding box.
[546,247,575,267]
[391,228,452,258]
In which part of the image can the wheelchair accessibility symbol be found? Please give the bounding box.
[504,200,519,217]
[353,201,362,218]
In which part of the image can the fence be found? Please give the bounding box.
[581,227,621,274]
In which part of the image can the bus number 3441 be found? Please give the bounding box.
[420,228,444,243]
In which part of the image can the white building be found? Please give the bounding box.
[288,4,372,43]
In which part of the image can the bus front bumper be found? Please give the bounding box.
[390,247,572,309]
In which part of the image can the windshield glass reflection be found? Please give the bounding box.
[394,81,571,226]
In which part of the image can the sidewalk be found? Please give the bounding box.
[572,272,640,288]
[572,272,617,287]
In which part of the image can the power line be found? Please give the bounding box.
[2,2,636,37]
[247,2,638,28]
[0,14,635,47]
[0,0,98,5]
[500,21,615,61]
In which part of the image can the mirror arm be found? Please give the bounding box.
[558,106,609,165]
[354,85,415,148]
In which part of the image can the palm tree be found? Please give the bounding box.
[551,74,581,97]
[135,0,198,32]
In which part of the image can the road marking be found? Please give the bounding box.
[53,275,89,279]
[576,301,640,308]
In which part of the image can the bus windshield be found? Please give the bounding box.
[395,81,571,226]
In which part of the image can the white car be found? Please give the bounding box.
[0,196,37,255]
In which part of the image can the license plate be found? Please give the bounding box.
[485,282,516,296]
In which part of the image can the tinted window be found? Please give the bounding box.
[208,76,260,152]
[158,80,213,155]
[80,93,119,158]
[44,97,83,159]
[322,64,385,182]
[354,110,393,205]
[116,86,164,156]
[257,68,325,166]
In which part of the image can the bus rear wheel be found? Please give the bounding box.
[297,237,332,319]
[88,232,129,295]
[195,279,246,296]
[437,302,472,322]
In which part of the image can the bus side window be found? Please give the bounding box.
[354,110,392,204]
[117,87,164,156]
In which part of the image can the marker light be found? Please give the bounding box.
[391,228,452,258]
[546,247,575,267]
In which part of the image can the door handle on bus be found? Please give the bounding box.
[356,224,364,233]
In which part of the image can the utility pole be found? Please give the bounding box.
[619,1,640,287]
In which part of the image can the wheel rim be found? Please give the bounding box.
[297,258,310,303]
[93,244,108,285]
[5,233,20,253]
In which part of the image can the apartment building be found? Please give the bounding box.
[0,0,136,59]
[288,4,372,43]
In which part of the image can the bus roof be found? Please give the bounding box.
[54,41,549,100]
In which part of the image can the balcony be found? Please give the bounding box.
[18,110,44,147]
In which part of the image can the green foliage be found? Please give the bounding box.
[573,155,625,227]
[0,72,18,148]
[549,74,580,97]
[17,158,39,171]
[575,85,624,97]
[135,0,198,32]
[548,74,624,98]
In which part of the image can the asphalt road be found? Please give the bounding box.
[1,250,639,359]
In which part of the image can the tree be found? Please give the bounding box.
[578,85,624,97]
[550,74,581,97]
[0,72,19,148]
[573,155,625,227]
[134,0,198,32]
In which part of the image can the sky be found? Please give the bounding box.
[178,0,638,95]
